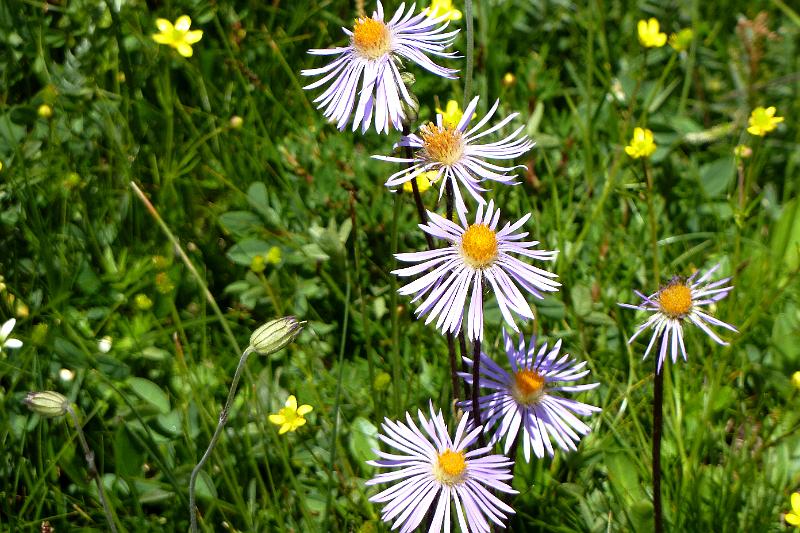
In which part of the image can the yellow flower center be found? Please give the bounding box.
[511,369,546,405]
[658,283,693,318]
[460,224,498,268]
[434,449,467,484]
[420,123,464,165]
[352,18,391,60]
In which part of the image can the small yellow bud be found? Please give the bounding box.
[374,371,392,391]
[734,144,752,159]
[249,316,304,356]
[15,301,29,319]
[134,293,153,310]
[24,391,69,418]
[63,172,81,189]
[265,246,282,265]
[502,72,516,87]
[250,254,266,273]
[37,104,53,119]
[230,115,244,129]
[792,371,800,389]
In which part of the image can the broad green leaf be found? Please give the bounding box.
[127,377,170,414]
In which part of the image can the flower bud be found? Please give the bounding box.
[24,391,69,418]
[37,104,53,119]
[249,316,304,355]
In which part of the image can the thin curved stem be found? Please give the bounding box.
[65,406,119,533]
[189,347,254,532]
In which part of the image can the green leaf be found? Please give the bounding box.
[349,416,379,465]
[127,377,170,414]
[698,157,735,198]
[226,238,271,266]
[219,210,263,238]
[771,198,800,271]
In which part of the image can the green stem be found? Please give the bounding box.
[644,161,660,283]
[189,347,254,532]
[462,0,474,108]
[65,406,119,533]
[323,266,351,529]
[130,181,242,356]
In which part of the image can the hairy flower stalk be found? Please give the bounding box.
[189,317,304,533]
[24,392,119,533]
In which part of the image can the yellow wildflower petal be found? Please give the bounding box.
[176,43,194,57]
[297,404,313,416]
[152,33,173,45]
[293,418,307,429]
[279,424,291,434]
[268,414,285,425]
[792,492,800,513]
[185,30,203,45]
[156,18,173,32]
[285,395,298,410]
[787,512,800,526]
[175,15,192,32]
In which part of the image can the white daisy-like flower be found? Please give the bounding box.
[375,96,533,217]
[301,1,459,134]
[461,331,601,461]
[1,318,23,352]
[619,263,737,373]
[367,402,516,533]
[392,199,560,341]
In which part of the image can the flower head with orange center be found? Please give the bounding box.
[747,106,784,136]
[268,395,313,434]
[638,18,667,48]
[461,331,601,461]
[619,264,737,373]
[151,16,203,58]
[367,402,516,532]
[378,96,534,218]
[625,127,657,159]
[393,200,559,340]
[301,1,459,134]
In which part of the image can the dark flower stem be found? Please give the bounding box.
[472,335,486,447]
[643,158,663,533]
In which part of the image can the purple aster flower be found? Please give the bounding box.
[301,1,459,134]
[392,200,560,341]
[375,96,533,217]
[461,331,601,461]
[618,263,737,373]
[366,402,516,533]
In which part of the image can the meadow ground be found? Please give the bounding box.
[1,0,799,531]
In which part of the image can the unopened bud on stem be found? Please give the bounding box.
[249,316,304,356]
[24,391,70,418]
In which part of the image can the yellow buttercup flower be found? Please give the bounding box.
[638,18,667,48]
[786,492,800,527]
[435,99,476,129]
[37,104,53,119]
[625,127,657,159]
[792,371,800,390]
[402,171,438,193]
[427,0,462,21]
[152,16,203,58]
[747,106,783,136]
[668,28,693,52]
[269,395,313,434]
